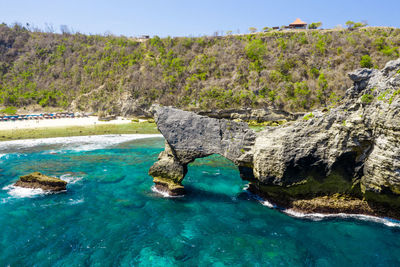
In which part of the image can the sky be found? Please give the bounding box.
[0,0,399,37]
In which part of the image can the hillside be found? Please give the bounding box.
[0,24,399,116]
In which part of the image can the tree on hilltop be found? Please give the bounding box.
[346,20,367,30]
[262,26,271,32]
[248,27,257,33]
[308,22,322,29]
[345,21,355,29]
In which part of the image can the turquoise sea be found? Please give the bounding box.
[0,135,400,266]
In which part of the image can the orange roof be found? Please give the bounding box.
[289,18,307,26]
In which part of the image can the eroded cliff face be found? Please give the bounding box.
[149,59,400,218]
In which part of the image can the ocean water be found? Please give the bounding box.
[0,135,400,266]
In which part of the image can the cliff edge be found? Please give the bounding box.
[149,59,400,218]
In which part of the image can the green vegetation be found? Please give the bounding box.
[259,172,360,200]
[248,27,257,33]
[262,27,271,32]
[0,24,400,114]
[361,94,374,104]
[248,120,286,132]
[373,37,400,57]
[303,112,314,120]
[360,55,373,68]
[389,89,400,104]
[377,89,390,101]
[308,22,322,30]
[0,106,17,114]
[346,21,367,30]
[0,122,158,141]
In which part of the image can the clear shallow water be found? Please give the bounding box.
[0,135,400,266]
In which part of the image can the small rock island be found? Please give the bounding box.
[14,172,67,191]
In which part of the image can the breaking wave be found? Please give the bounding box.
[59,173,83,184]
[244,188,400,228]
[151,186,183,198]
[0,134,162,154]
[283,209,400,228]
[2,184,53,198]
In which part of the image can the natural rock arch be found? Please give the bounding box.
[149,106,256,195]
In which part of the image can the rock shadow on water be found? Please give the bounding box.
[155,184,254,205]
[95,174,126,184]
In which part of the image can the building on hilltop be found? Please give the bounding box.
[289,18,307,29]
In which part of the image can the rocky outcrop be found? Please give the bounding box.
[149,59,400,218]
[14,172,67,191]
[197,108,302,122]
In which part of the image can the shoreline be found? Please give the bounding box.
[0,117,159,141]
[0,116,134,130]
[246,183,400,222]
[243,185,400,227]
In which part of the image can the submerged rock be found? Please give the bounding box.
[14,172,67,191]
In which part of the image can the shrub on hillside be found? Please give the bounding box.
[0,106,17,115]
[0,23,399,114]
[360,55,373,68]
[361,94,374,104]
[245,39,266,62]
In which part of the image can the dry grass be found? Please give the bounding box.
[0,122,159,141]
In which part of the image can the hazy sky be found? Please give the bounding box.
[0,0,399,37]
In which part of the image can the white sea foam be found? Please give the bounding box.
[151,186,183,198]
[253,194,277,208]
[1,173,83,201]
[59,174,83,184]
[260,200,277,209]
[0,134,163,153]
[68,198,84,205]
[202,170,221,176]
[284,209,400,228]
[243,187,400,227]
[2,184,51,198]
[250,192,400,228]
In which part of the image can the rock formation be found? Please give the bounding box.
[149,107,256,195]
[197,108,303,122]
[149,59,400,218]
[14,172,67,191]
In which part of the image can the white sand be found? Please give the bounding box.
[0,116,134,130]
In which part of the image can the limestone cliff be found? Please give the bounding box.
[149,107,256,195]
[149,59,400,218]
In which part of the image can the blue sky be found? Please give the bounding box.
[0,0,399,37]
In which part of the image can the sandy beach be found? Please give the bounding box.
[0,116,136,130]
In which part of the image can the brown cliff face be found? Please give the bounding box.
[150,59,400,219]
